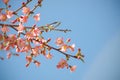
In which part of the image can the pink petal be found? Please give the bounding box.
[22,7,30,14]
[34,60,40,67]
[6,10,13,18]
[17,23,25,33]
[46,53,52,59]
[26,56,32,63]
[34,13,40,21]
[70,65,77,72]
[55,37,64,46]
[1,25,9,33]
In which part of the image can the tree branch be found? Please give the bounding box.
[0,23,76,60]
[0,23,71,32]
[14,0,32,13]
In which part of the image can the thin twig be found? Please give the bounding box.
[14,0,32,13]
[29,4,40,15]
[0,23,71,32]
[45,44,76,59]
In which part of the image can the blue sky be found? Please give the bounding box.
[0,0,120,80]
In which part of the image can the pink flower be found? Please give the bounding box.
[46,53,52,59]
[16,47,20,52]
[25,32,34,40]
[60,44,68,52]
[1,25,9,33]
[19,16,28,23]
[0,14,7,21]
[26,56,32,63]
[17,23,25,33]
[70,65,77,72]
[55,37,64,46]
[69,44,75,52]
[2,0,9,4]
[8,34,17,42]
[21,45,31,53]
[32,47,39,56]
[34,60,40,67]
[17,38,26,48]
[32,27,41,36]
[33,38,46,44]
[4,45,10,51]
[57,59,68,69]
[22,7,30,14]
[7,52,12,59]
[34,13,40,21]
[6,10,13,18]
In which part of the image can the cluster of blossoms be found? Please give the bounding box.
[0,0,84,72]
[57,58,76,72]
[56,37,75,52]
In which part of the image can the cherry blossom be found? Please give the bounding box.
[69,44,75,52]
[0,14,7,21]
[32,27,41,36]
[25,31,34,40]
[26,56,32,63]
[21,45,31,53]
[17,23,25,33]
[34,38,47,44]
[1,25,9,33]
[17,38,26,48]
[22,7,30,14]
[34,13,40,21]
[16,47,21,53]
[60,44,68,52]
[6,10,13,18]
[4,34,17,49]
[8,34,17,42]
[34,60,40,67]
[19,16,28,23]
[70,65,77,72]
[32,47,39,56]
[46,53,52,59]
[55,37,64,46]
[57,58,68,69]
[0,0,84,72]
[4,45,10,51]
